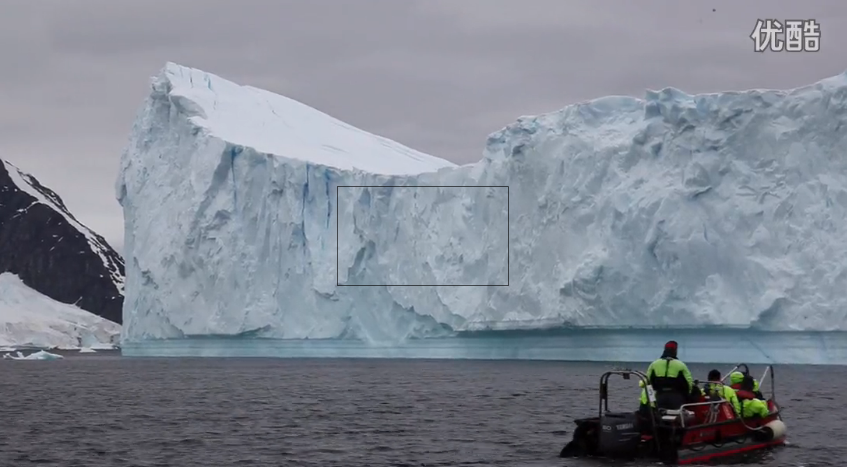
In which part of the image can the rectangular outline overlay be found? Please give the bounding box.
[336,185,509,287]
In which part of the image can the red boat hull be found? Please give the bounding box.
[675,410,785,464]
[561,400,786,465]
[677,436,784,465]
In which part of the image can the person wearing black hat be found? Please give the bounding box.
[645,340,694,410]
[703,369,741,416]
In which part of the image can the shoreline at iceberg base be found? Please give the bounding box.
[118,62,847,348]
[120,328,847,365]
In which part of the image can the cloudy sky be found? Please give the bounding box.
[2,0,845,253]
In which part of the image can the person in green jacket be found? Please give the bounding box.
[646,340,695,410]
[741,398,770,418]
[703,369,740,416]
[638,379,653,417]
[729,371,770,418]
[729,371,764,399]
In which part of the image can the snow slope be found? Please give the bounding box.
[0,273,121,348]
[3,160,125,294]
[118,63,847,343]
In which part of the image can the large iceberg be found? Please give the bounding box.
[118,63,847,360]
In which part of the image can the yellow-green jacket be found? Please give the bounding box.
[646,357,694,393]
[728,372,769,418]
[741,398,770,418]
[703,381,741,415]
[639,380,655,407]
[729,371,760,392]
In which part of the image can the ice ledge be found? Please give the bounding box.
[121,329,847,365]
[154,62,458,176]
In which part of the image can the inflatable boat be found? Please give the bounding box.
[559,364,786,465]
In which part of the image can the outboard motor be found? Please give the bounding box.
[598,412,641,457]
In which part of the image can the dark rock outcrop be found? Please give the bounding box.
[0,159,124,324]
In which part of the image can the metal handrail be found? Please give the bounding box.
[721,364,775,393]
[705,363,781,431]
[676,399,734,428]
[598,369,662,452]
[598,369,653,415]
[760,365,777,403]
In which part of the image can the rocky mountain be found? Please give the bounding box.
[0,159,124,324]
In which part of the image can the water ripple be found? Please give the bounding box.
[0,356,843,466]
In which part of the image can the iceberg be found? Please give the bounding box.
[0,272,121,349]
[118,63,847,364]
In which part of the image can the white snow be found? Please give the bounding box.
[55,342,116,351]
[87,342,118,350]
[118,63,847,344]
[3,350,64,360]
[0,272,121,349]
[154,62,456,175]
[3,160,125,294]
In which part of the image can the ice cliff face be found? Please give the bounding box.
[1,159,125,324]
[118,62,847,342]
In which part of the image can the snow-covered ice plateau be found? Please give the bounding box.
[118,63,847,355]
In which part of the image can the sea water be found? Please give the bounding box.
[2,355,844,466]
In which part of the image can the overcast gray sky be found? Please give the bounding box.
[2,0,846,253]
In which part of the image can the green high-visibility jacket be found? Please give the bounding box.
[741,398,770,418]
[646,357,694,392]
[703,381,741,415]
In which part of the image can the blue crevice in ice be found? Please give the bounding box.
[230,145,243,209]
[324,170,332,228]
[302,165,310,222]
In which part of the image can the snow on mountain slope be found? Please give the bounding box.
[3,160,125,294]
[0,272,120,348]
[117,63,847,343]
[0,159,125,324]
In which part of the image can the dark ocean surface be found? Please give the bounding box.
[0,354,841,466]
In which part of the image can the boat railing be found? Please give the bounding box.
[598,369,652,414]
[675,399,735,428]
[722,363,777,402]
[597,369,664,452]
[678,364,782,431]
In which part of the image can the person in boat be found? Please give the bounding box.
[638,379,653,417]
[645,340,695,410]
[729,371,764,399]
[729,371,770,418]
[702,369,740,415]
